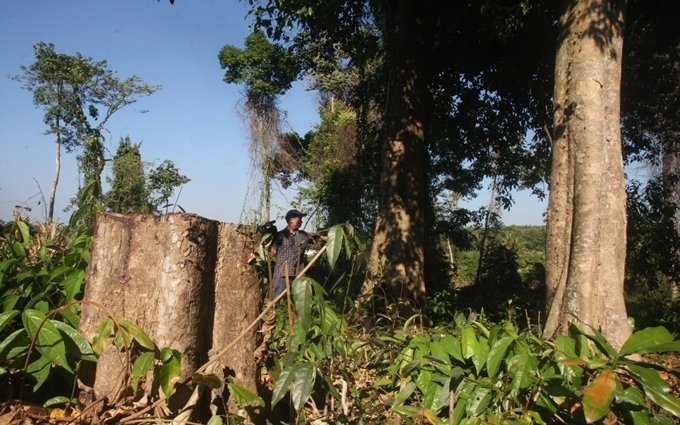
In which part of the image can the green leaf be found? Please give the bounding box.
[289,362,315,412]
[271,362,315,412]
[156,348,181,398]
[486,336,514,377]
[206,415,223,425]
[15,220,31,243]
[291,276,314,332]
[471,336,489,375]
[461,326,478,360]
[62,269,85,301]
[628,364,680,417]
[0,310,20,333]
[58,304,80,329]
[582,369,617,423]
[579,325,617,359]
[467,386,492,417]
[392,381,417,408]
[43,396,72,408]
[619,327,680,356]
[119,320,155,350]
[0,329,29,362]
[507,352,537,396]
[93,316,114,355]
[131,351,155,392]
[22,309,71,372]
[26,354,51,391]
[227,380,264,408]
[325,225,345,268]
[52,320,96,362]
[48,265,72,282]
[442,334,464,363]
[272,365,297,408]
[391,405,420,418]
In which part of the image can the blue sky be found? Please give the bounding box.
[0,0,546,227]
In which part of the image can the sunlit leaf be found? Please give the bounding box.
[22,309,71,372]
[0,310,20,333]
[227,379,264,408]
[62,269,85,301]
[325,225,345,268]
[0,329,29,362]
[507,353,537,396]
[131,351,155,392]
[486,336,514,377]
[392,381,417,408]
[461,326,478,360]
[467,386,492,417]
[619,327,680,356]
[93,316,114,356]
[206,415,223,425]
[289,362,315,412]
[156,348,181,398]
[291,276,314,332]
[582,369,617,423]
[119,319,155,350]
[628,364,680,417]
[43,396,71,408]
[52,320,96,362]
[471,336,489,375]
[272,365,296,407]
[14,220,31,245]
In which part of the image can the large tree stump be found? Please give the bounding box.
[212,223,264,412]
[79,213,263,416]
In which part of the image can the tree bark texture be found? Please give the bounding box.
[366,0,431,312]
[544,0,631,349]
[79,213,262,413]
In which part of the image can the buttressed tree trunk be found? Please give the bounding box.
[544,0,631,349]
[366,0,431,312]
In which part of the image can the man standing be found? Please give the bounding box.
[271,209,311,298]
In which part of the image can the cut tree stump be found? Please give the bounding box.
[79,212,264,417]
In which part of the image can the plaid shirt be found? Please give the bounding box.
[273,228,311,277]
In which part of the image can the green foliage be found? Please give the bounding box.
[106,137,150,214]
[0,218,92,398]
[146,159,190,214]
[267,289,680,423]
[14,42,159,225]
[625,179,680,334]
[105,136,190,215]
[218,30,298,106]
[92,315,182,399]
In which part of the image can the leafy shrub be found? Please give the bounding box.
[0,219,92,399]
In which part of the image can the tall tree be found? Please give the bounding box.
[13,42,99,223]
[218,30,298,223]
[105,136,190,215]
[14,42,159,225]
[106,137,149,214]
[543,0,630,348]
[246,1,556,311]
[363,0,432,310]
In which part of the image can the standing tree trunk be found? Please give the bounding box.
[544,0,631,349]
[48,119,62,224]
[365,0,431,313]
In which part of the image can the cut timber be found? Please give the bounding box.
[79,212,263,416]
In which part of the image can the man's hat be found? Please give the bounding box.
[285,209,306,221]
